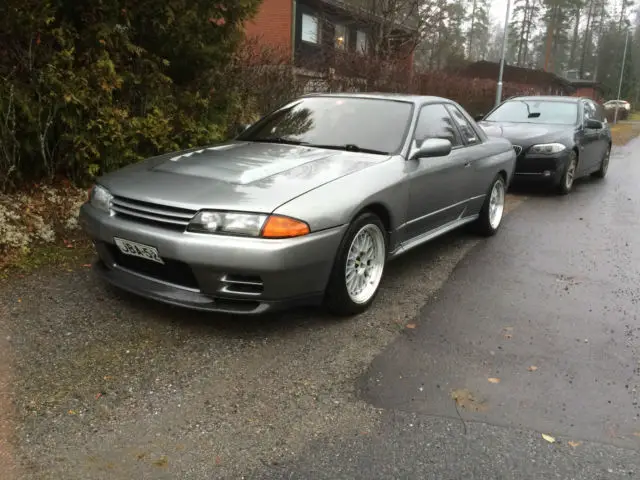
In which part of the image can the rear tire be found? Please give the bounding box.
[324,212,387,316]
[472,174,506,237]
[557,150,578,195]
[592,145,611,179]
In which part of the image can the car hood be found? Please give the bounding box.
[98,141,388,213]
[478,121,574,148]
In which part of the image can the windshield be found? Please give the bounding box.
[237,96,413,154]
[484,100,578,125]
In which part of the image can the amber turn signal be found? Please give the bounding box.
[261,215,310,238]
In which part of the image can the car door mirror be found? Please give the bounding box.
[585,118,603,130]
[474,114,485,122]
[412,138,452,160]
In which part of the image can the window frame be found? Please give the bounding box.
[334,23,348,50]
[301,13,320,45]
[356,29,367,54]
[445,104,484,147]
[411,103,464,151]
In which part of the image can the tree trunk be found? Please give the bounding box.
[579,0,594,77]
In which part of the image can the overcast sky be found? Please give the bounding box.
[490,0,509,25]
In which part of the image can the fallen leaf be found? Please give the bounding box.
[568,441,582,448]
[542,433,556,443]
[17,298,22,303]
[68,410,76,415]
[503,334,513,339]
[488,377,501,384]
[528,366,538,372]
[632,432,640,438]
[82,264,92,268]
[406,324,416,329]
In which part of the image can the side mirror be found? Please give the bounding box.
[585,118,603,130]
[412,138,452,160]
[474,114,485,122]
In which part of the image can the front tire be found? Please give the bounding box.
[592,145,611,179]
[557,150,578,195]
[472,174,506,237]
[324,212,387,316]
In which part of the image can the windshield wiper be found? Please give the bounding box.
[251,137,303,146]
[306,144,389,155]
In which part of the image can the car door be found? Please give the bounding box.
[579,100,601,173]
[445,104,494,213]
[403,103,469,241]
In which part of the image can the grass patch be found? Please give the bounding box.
[630,112,640,121]
[0,234,93,280]
[611,121,640,146]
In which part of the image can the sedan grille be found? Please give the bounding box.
[111,196,197,230]
[513,145,523,156]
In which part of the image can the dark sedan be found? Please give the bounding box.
[477,96,612,194]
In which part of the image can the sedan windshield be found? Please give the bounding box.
[484,100,578,125]
[237,97,413,154]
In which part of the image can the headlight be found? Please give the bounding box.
[528,143,567,155]
[187,211,310,238]
[89,185,113,213]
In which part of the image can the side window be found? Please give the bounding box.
[447,105,480,145]
[413,104,462,148]
[584,101,596,120]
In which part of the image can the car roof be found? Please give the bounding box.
[301,92,454,105]
[505,96,588,103]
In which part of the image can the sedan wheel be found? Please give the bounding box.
[325,212,387,316]
[558,151,578,195]
[472,174,506,237]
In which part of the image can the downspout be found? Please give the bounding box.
[291,0,297,64]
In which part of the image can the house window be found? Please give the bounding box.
[334,24,347,50]
[356,30,367,54]
[301,13,319,44]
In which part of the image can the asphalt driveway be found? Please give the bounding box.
[1,136,639,479]
[1,195,527,479]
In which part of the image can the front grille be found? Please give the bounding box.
[111,196,197,230]
[107,245,199,289]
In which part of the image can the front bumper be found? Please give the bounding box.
[512,150,571,184]
[79,203,346,315]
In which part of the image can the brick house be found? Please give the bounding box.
[245,0,416,77]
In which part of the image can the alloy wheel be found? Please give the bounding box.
[488,179,505,230]
[345,224,386,304]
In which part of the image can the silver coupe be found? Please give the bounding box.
[79,93,516,316]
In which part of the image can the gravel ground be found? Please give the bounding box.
[0,194,524,479]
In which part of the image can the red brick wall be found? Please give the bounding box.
[575,87,603,102]
[245,0,293,57]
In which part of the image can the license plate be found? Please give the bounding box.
[114,237,164,264]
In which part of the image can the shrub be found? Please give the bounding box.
[0,0,262,191]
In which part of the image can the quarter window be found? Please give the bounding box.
[301,13,319,44]
[413,104,462,148]
[447,105,480,145]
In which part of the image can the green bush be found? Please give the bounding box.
[0,0,261,191]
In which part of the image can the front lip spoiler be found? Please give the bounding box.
[93,260,324,316]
